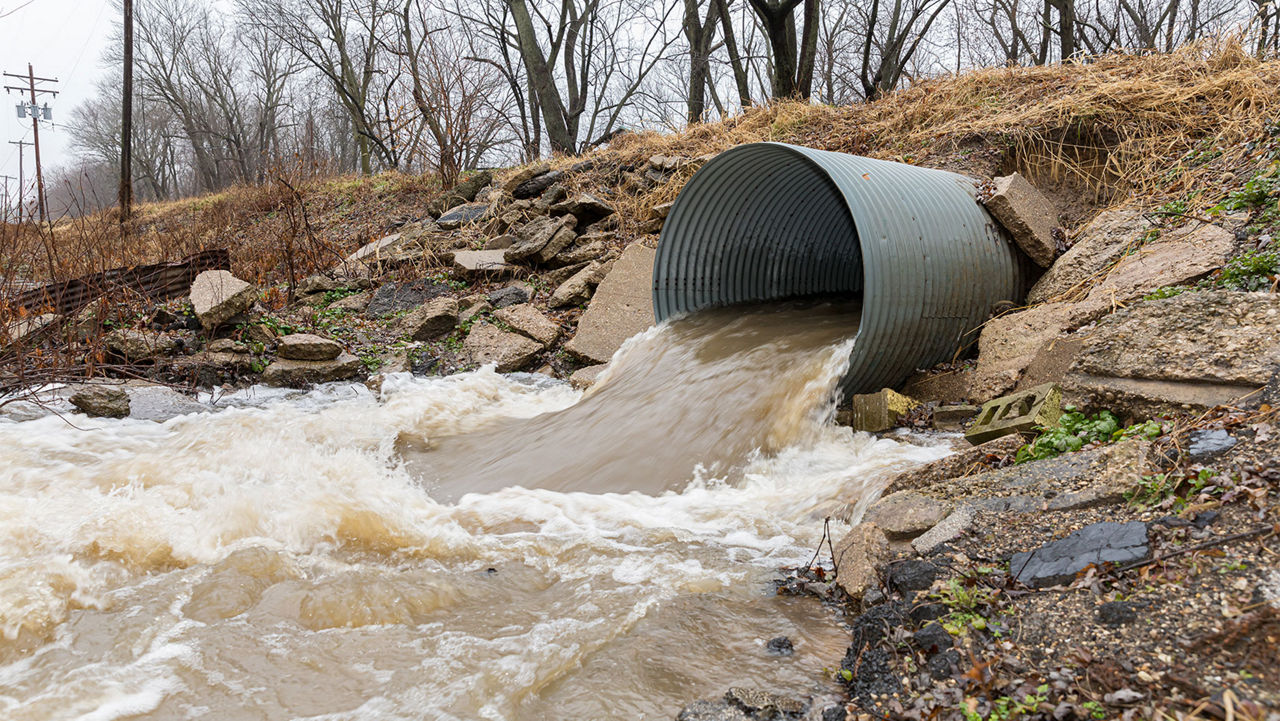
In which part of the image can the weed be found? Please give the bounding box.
[1081,701,1107,720]
[1015,408,1165,463]
[428,270,469,292]
[959,685,1050,720]
[321,287,360,305]
[1216,250,1279,291]
[258,315,298,336]
[1126,467,1223,509]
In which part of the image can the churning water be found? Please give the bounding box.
[0,302,949,720]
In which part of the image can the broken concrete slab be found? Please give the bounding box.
[462,322,544,372]
[512,170,564,199]
[965,382,1061,445]
[105,328,180,361]
[933,404,978,431]
[833,522,890,604]
[849,388,921,432]
[190,270,256,330]
[1028,209,1151,303]
[451,250,519,278]
[494,303,560,346]
[504,215,578,264]
[1011,521,1149,588]
[549,260,612,309]
[912,506,976,555]
[564,244,656,364]
[398,297,459,341]
[1063,291,1280,415]
[365,279,450,317]
[864,491,952,540]
[502,162,550,194]
[886,434,1025,494]
[569,364,607,390]
[549,193,616,226]
[262,352,364,387]
[983,173,1059,267]
[277,333,343,361]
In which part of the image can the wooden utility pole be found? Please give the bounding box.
[1,174,15,222]
[3,65,58,223]
[7,139,28,223]
[119,0,134,223]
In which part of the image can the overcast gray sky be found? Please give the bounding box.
[1,0,113,198]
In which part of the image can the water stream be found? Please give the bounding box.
[0,301,950,720]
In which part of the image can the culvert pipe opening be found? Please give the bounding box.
[653,142,1029,396]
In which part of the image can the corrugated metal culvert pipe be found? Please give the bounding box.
[652,142,1029,396]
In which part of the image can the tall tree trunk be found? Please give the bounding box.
[507,0,575,154]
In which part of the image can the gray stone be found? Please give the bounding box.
[493,303,559,346]
[330,290,372,312]
[451,169,493,202]
[451,250,518,278]
[983,173,1059,267]
[106,328,180,361]
[436,202,490,230]
[207,338,245,354]
[970,304,1079,401]
[485,234,518,250]
[399,297,459,341]
[462,323,543,372]
[550,240,609,267]
[833,523,889,603]
[533,183,568,211]
[1188,429,1238,457]
[366,279,450,317]
[564,244,656,364]
[549,193,615,226]
[676,700,749,721]
[459,296,492,323]
[512,170,564,199]
[505,215,578,264]
[344,223,435,267]
[502,162,550,194]
[69,386,130,418]
[912,506,976,555]
[262,352,364,387]
[296,274,339,296]
[487,284,530,309]
[277,333,343,361]
[190,270,256,330]
[1029,209,1151,303]
[1011,521,1149,588]
[548,260,611,308]
[864,491,951,540]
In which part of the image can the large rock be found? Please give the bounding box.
[564,244,656,364]
[864,491,952,540]
[430,169,493,215]
[277,333,343,361]
[487,284,530,309]
[365,279,450,317]
[502,162,550,194]
[398,297,459,341]
[190,270,256,330]
[548,260,611,308]
[462,323,543,372]
[451,250,518,278]
[512,170,564,199]
[262,352,364,387]
[833,523,890,603]
[436,202,491,230]
[549,193,616,226]
[1028,209,1149,303]
[1011,521,1149,588]
[344,223,436,267]
[69,386,130,418]
[493,303,559,346]
[983,173,1059,267]
[105,328,180,361]
[1063,291,1280,415]
[505,215,577,264]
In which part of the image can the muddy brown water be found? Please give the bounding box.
[0,301,950,720]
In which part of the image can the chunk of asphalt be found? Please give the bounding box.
[1010,521,1149,588]
[1188,429,1237,457]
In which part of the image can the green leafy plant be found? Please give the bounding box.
[1215,250,1279,291]
[959,686,1050,721]
[1126,467,1222,509]
[1081,701,1107,720]
[321,287,360,305]
[1016,408,1165,463]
